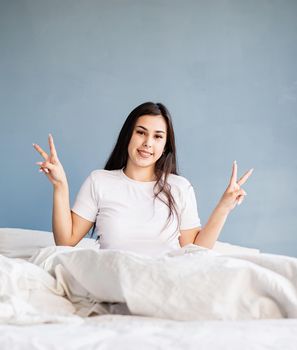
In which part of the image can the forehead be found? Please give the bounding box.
[135,115,167,132]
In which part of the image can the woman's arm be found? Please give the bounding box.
[193,204,229,249]
[52,182,73,245]
[179,205,229,249]
[34,134,93,246]
[194,161,254,249]
[52,182,94,246]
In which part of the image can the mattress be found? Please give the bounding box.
[1,315,297,350]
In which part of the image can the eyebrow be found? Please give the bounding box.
[135,125,166,134]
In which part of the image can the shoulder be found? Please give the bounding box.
[88,169,121,184]
[167,173,193,190]
[168,174,193,197]
[166,173,198,205]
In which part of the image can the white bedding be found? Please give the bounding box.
[1,315,297,350]
[1,243,297,348]
[1,244,297,324]
[0,227,260,259]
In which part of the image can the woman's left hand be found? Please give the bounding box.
[218,161,254,213]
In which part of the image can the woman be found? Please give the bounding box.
[33,102,253,257]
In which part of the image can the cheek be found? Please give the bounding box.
[127,135,138,152]
[156,142,166,155]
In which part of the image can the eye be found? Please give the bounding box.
[155,135,163,139]
[136,131,145,135]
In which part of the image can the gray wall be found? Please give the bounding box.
[0,0,296,256]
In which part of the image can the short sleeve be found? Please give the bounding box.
[71,173,98,223]
[179,184,201,230]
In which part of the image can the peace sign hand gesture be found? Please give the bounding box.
[218,161,254,213]
[33,134,68,187]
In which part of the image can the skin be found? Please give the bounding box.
[219,161,254,211]
[33,134,67,187]
[181,161,254,248]
[124,115,167,182]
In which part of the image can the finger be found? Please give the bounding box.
[229,160,237,186]
[32,143,49,160]
[35,161,55,171]
[237,195,245,205]
[235,188,247,197]
[236,188,247,205]
[48,134,58,159]
[39,167,49,174]
[237,168,254,186]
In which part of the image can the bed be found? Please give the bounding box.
[1,228,297,349]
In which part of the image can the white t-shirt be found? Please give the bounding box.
[71,168,201,257]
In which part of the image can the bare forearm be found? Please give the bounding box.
[52,183,72,245]
[194,205,229,249]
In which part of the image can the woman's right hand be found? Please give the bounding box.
[33,134,68,187]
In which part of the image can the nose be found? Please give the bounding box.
[143,136,153,148]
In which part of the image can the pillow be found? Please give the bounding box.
[0,228,99,260]
[213,240,260,254]
[0,228,259,260]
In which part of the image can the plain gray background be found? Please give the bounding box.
[0,0,296,256]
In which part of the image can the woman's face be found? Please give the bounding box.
[127,114,167,170]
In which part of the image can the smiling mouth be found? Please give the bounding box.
[137,150,153,158]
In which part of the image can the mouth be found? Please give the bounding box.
[137,149,153,158]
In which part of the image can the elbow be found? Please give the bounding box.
[54,237,74,247]
[193,230,215,249]
[55,241,75,247]
[193,239,215,250]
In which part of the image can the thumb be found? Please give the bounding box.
[234,189,247,201]
[36,161,55,171]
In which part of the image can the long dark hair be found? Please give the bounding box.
[90,101,180,239]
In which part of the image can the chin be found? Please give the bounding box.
[135,160,155,167]
[133,156,155,167]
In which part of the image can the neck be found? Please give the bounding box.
[123,163,157,182]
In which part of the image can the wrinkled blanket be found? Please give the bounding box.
[1,245,297,324]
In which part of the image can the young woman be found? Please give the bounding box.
[33,102,253,257]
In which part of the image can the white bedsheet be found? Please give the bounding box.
[1,315,297,350]
[1,244,296,325]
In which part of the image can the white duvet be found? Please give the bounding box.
[1,244,297,325]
